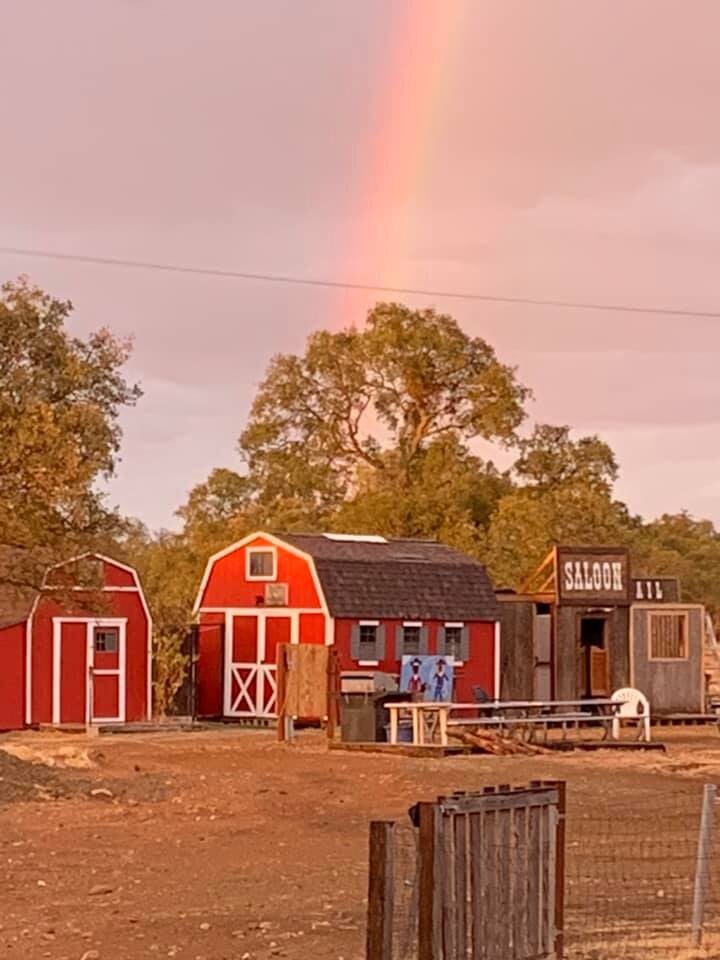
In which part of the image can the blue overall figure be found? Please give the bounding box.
[431,658,450,701]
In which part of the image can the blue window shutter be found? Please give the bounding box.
[460,625,470,663]
[419,626,429,655]
[395,625,404,661]
[437,627,446,657]
[376,625,386,661]
[351,624,360,660]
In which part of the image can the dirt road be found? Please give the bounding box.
[1,727,718,960]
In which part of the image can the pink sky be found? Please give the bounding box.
[2,1,720,530]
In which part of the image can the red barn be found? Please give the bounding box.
[193,532,500,720]
[0,553,152,731]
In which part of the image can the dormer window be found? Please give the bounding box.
[247,547,276,581]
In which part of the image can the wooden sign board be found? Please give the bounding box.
[556,547,631,606]
[283,644,329,719]
[632,577,680,603]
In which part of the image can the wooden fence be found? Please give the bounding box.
[367,781,566,960]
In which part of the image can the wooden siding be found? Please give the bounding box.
[630,604,704,713]
[498,599,535,701]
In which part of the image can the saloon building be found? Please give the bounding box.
[497,546,706,714]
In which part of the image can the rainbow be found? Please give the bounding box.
[339,2,470,322]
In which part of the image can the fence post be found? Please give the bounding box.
[546,780,566,959]
[692,783,717,947]
[367,821,395,960]
[418,801,443,960]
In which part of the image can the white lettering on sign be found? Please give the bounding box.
[562,560,625,595]
[634,579,665,601]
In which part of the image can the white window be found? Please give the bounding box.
[247,547,276,581]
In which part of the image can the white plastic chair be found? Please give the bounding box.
[611,687,651,742]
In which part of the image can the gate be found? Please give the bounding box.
[367,781,566,960]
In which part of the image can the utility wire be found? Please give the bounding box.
[1,244,719,320]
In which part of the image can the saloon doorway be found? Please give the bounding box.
[578,616,610,698]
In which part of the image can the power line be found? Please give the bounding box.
[1,243,719,319]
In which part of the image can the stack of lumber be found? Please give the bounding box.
[448,727,549,756]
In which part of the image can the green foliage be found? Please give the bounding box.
[631,513,720,617]
[152,632,188,718]
[0,277,141,587]
[239,302,529,512]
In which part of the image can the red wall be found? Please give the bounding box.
[197,612,224,717]
[299,613,325,644]
[199,536,322,610]
[30,559,150,725]
[0,623,25,730]
[334,618,497,702]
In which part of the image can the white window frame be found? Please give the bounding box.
[246,546,277,582]
[444,621,465,667]
[358,620,380,666]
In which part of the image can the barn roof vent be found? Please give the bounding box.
[323,533,388,543]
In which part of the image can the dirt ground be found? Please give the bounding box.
[1,725,719,960]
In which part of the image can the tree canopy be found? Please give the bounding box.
[0,277,141,587]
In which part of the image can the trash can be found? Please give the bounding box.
[340,692,378,742]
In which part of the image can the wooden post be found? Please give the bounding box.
[276,643,288,742]
[552,780,566,959]
[367,821,395,960]
[418,802,443,960]
[326,647,340,742]
[692,783,717,947]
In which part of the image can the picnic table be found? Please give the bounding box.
[386,697,632,747]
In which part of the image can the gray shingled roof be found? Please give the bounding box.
[279,533,500,621]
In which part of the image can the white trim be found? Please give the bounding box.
[359,660,379,667]
[51,617,127,725]
[403,621,423,628]
[360,620,380,627]
[246,545,278,582]
[444,621,465,628]
[52,620,61,724]
[24,617,32,726]
[493,621,501,700]
[223,610,232,717]
[198,606,322,616]
[43,585,141,593]
[191,532,331,625]
[325,616,335,646]
[290,612,300,645]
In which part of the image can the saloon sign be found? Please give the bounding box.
[556,548,631,605]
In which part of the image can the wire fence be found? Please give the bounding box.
[373,782,720,959]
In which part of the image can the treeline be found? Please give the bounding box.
[4,282,720,673]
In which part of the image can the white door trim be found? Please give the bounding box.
[52,617,127,725]
[224,611,290,718]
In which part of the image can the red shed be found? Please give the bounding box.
[0,553,152,730]
[193,532,500,720]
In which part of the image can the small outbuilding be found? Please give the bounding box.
[0,553,152,730]
[192,531,501,720]
[497,545,706,715]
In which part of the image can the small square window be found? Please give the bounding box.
[94,628,118,653]
[248,549,275,579]
[444,626,463,660]
[359,624,378,660]
[402,625,421,656]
